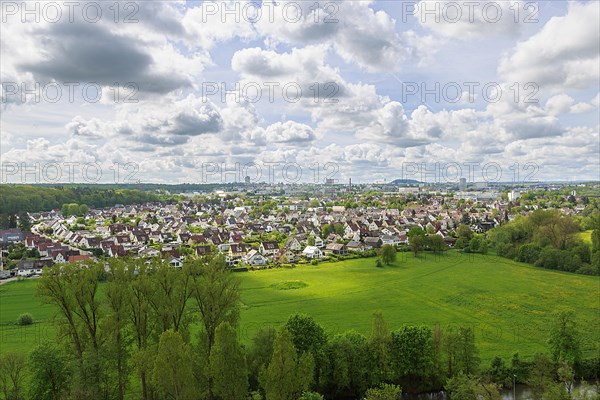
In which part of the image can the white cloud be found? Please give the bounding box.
[499,1,600,92]
[264,121,316,144]
[417,0,530,39]
[254,0,411,72]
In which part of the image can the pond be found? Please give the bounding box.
[400,382,598,400]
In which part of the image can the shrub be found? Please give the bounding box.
[299,392,324,400]
[16,313,33,326]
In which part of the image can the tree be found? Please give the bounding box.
[37,261,104,392]
[285,313,327,356]
[427,235,446,254]
[0,213,9,229]
[126,260,156,400]
[0,352,26,400]
[147,260,195,336]
[105,260,133,400]
[247,326,276,391]
[527,353,554,400]
[410,235,425,257]
[209,322,248,400]
[17,212,31,232]
[557,360,575,396]
[369,311,392,383]
[320,331,372,399]
[468,236,481,253]
[307,236,316,246]
[485,356,511,388]
[321,224,333,239]
[299,392,324,400]
[456,327,480,375]
[443,326,479,377]
[153,330,196,400]
[191,255,241,399]
[260,327,314,400]
[446,373,501,400]
[364,383,402,400]
[78,204,89,216]
[456,224,473,240]
[192,254,241,353]
[28,344,71,400]
[389,326,434,389]
[548,311,581,364]
[379,244,396,265]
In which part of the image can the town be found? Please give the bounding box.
[2,181,597,279]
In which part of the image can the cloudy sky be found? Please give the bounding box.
[1,0,599,184]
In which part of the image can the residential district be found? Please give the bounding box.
[1,181,597,279]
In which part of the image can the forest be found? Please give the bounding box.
[0,185,167,214]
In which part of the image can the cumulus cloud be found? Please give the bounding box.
[498,1,600,92]
[264,121,316,144]
[254,0,413,72]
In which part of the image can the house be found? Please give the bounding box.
[69,255,91,263]
[17,268,35,277]
[195,246,212,257]
[325,243,347,255]
[82,237,101,248]
[138,247,160,258]
[0,229,24,244]
[443,237,457,248]
[51,249,68,263]
[18,259,53,270]
[364,237,383,249]
[284,237,302,251]
[274,247,296,263]
[346,240,365,252]
[108,245,127,258]
[245,250,268,266]
[228,243,249,265]
[344,223,361,241]
[302,246,323,259]
[313,236,324,248]
[259,241,279,255]
[169,256,183,268]
[380,235,401,246]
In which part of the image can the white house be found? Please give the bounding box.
[245,250,268,266]
[313,236,324,248]
[169,256,183,268]
[285,237,302,251]
[302,246,323,259]
[259,241,279,255]
[381,235,401,246]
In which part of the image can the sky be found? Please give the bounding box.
[1,0,599,185]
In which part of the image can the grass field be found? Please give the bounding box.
[1,252,599,363]
[578,230,593,244]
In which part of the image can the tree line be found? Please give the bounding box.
[0,255,597,400]
[0,185,165,214]
[488,209,600,275]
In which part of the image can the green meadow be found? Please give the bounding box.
[1,252,599,363]
[578,230,593,244]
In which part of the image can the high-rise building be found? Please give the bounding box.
[508,190,521,201]
[459,177,467,190]
[244,176,251,184]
